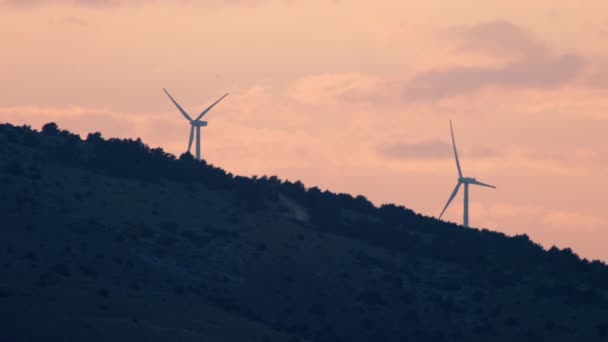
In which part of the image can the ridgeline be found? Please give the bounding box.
[1,122,607,342]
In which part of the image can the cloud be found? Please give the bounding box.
[377,139,502,162]
[0,0,261,7]
[401,20,586,101]
[285,73,364,105]
[523,147,608,167]
[579,59,608,89]
[452,19,548,58]
[471,145,500,159]
[284,73,393,106]
[48,15,89,26]
[404,53,585,100]
[282,72,408,108]
[377,140,452,160]
[1,0,122,6]
[285,22,587,105]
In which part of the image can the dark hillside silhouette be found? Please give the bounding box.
[1,122,607,342]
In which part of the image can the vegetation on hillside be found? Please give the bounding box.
[1,122,607,342]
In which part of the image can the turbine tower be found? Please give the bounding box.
[439,121,495,228]
[163,88,228,160]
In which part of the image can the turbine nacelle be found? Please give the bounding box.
[459,177,477,184]
[192,121,208,127]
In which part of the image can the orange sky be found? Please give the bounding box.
[2,0,608,260]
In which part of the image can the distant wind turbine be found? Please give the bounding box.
[163,88,229,160]
[439,121,495,228]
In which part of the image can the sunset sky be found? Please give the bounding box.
[2,0,608,260]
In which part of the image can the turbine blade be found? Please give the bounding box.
[450,120,463,178]
[163,88,193,122]
[194,93,229,121]
[472,180,496,189]
[187,125,194,152]
[439,182,461,219]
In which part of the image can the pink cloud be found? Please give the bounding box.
[522,147,608,168]
[328,21,588,104]
[403,53,584,100]
[402,21,588,100]
[377,140,452,160]
[377,139,501,161]
[0,0,262,7]
[452,19,548,58]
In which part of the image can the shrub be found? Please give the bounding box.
[22,131,39,147]
[28,165,41,180]
[51,263,71,277]
[255,242,267,251]
[161,221,178,232]
[86,132,103,143]
[357,290,386,308]
[0,288,11,298]
[173,286,185,296]
[42,122,59,135]
[308,302,327,317]
[6,161,24,176]
[598,323,608,338]
[157,235,176,247]
[504,316,520,326]
[97,288,109,297]
[79,264,98,277]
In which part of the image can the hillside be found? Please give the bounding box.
[1,122,608,342]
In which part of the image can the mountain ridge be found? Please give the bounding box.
[1,121,607,342]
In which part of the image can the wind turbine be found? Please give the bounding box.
[439,121,495,228]
[163,88,228,160]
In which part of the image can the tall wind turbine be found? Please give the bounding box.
[163,88,228,160]
[439,121,495,228]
